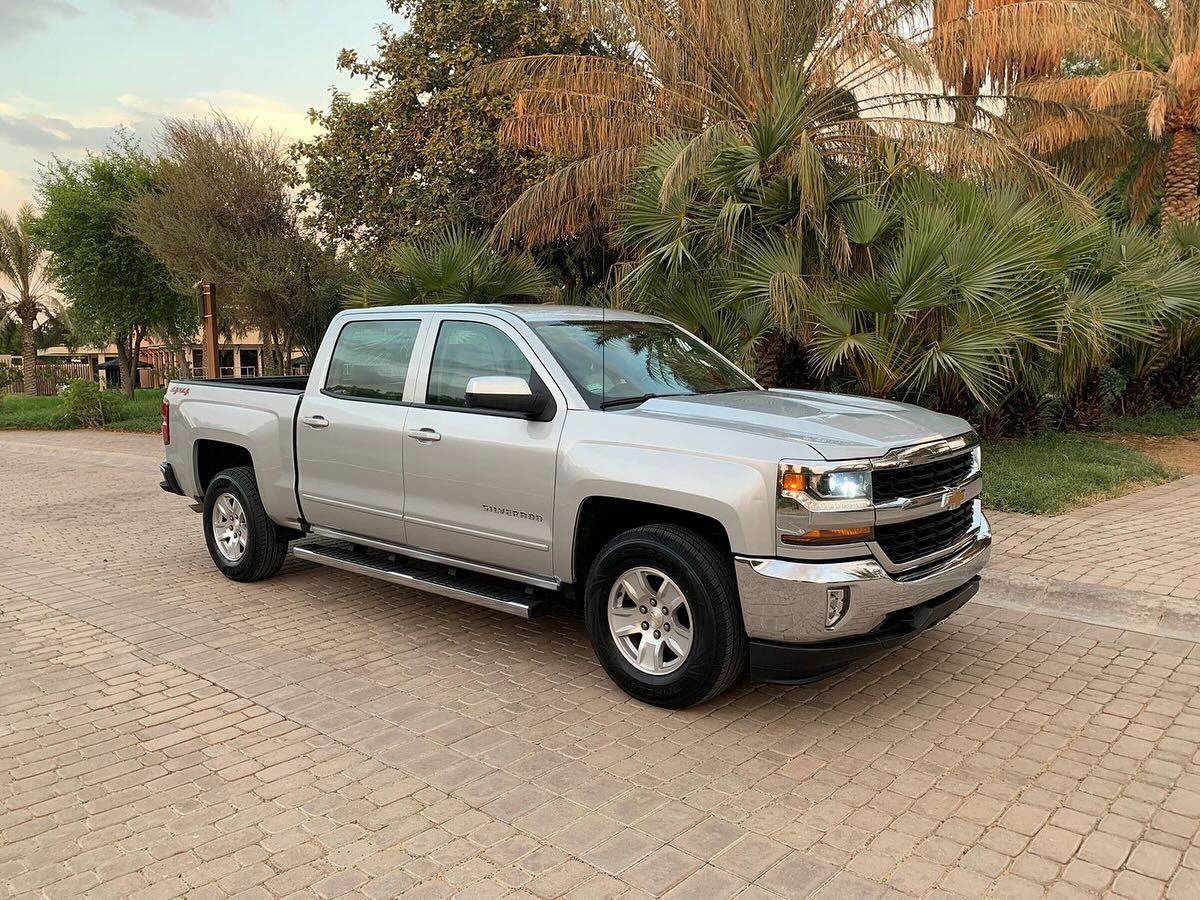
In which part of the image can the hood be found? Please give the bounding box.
[625,389,972,460]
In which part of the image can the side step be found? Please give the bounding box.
[292,540,554,618]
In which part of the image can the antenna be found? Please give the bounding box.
[600,293,606,409]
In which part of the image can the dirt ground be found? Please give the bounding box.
[1105,431,1200,474]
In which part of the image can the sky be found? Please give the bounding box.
[0,0,397,214]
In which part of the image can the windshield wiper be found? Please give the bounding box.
[598,393,662,410]
[695,387,743,395]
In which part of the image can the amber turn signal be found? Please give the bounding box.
[781,526,874,546]
[780,472,806,493]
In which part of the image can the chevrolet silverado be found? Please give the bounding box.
[159,304,990,707]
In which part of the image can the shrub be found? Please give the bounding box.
[62,379,125,427]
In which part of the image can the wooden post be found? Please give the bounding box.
[201,282,219,379]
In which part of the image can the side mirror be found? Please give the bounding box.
[465,375,553,420]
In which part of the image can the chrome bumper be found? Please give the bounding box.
[735,511,991,643]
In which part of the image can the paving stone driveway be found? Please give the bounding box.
[991,476,1200,601]
[1,431,1198,900]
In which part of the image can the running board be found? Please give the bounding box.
[292,540,554,619]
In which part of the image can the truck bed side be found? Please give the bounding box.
[164,378,306,528]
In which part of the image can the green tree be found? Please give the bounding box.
[34,141,194,398]
[295,0,601,256]
[128,114,337,374]
[0,205,46,395]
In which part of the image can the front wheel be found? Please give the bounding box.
[202,466,290,582]
[584,525,747,708]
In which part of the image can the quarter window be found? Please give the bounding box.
[426,321,534,408]
[325,319,421,402]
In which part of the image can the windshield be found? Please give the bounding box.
[530,320,758,409]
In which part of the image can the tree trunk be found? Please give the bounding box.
[127,329,145,400]
[175,345,190,378]
[20,314,36,395]
[1162,126,1200,230]
[262,330,280,376]
[752,333,782,388]
[114,342,134,401]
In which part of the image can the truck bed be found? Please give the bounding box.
[171,375,309,393]
[164,375,307,527]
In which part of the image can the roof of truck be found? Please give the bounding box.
[346,304,666,323]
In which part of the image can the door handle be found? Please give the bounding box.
[406,427,441,443]
[301,415,329,428]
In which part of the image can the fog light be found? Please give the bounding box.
[826,587,850,628]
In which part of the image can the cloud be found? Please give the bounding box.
[0,0,79,46]
[117,91,320,141]
[0,92,319,163]
[112,0,231,19]
[0,112,116,152]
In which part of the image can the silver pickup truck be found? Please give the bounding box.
[160,304,990,707]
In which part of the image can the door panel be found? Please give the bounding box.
[296,318,423,544]
[403,318,564,577]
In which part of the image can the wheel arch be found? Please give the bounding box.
[194,440,255,494]
[571,496,733,587]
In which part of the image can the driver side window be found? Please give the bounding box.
[426,320,534,408]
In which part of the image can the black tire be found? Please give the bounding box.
[202,466,290,582]
[584,524,747,708]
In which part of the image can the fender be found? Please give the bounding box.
[553,440,778,582]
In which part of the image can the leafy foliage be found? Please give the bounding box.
[960,0,1200,227]
[62,379,125,427]
[351,228,549,307]
[127,114,338,374]
[471,0,1077,247]
[615,135,1200,426]
[34,138,193,398]
[296,0,601,255]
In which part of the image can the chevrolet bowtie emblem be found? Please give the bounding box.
[945,487,967,509]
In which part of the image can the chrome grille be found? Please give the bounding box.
[873,454,974,503]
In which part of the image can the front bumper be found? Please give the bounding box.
[734,511,990,676]
[748,576,979,683]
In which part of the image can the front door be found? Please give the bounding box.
[295,316,425,545]
[402,315,565,578]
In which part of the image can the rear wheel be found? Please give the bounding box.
[202,466,290,582]
[584,525,747,708]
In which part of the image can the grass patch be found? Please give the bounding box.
[983,432,1177,515]
[0,388,163,434]
[1106,404,1200,436]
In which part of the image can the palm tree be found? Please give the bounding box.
[0,205,47,396]
[617,138,1200,421]
[350,228,550,307]
[470,0,1074,248]
[939,0,1199,227]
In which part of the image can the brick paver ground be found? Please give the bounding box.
[990,476,1200,601]
[1,432,1198,900]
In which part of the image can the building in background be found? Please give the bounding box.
[17,329,303,393]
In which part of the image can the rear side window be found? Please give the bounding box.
[426,321,534,408]
[325,319,421,402]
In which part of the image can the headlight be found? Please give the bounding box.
[808,471,871,501]
[971,445,982,474]
[779,464,873,511]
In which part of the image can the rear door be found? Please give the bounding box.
[295,315,428,545]
[401,313,566,578]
